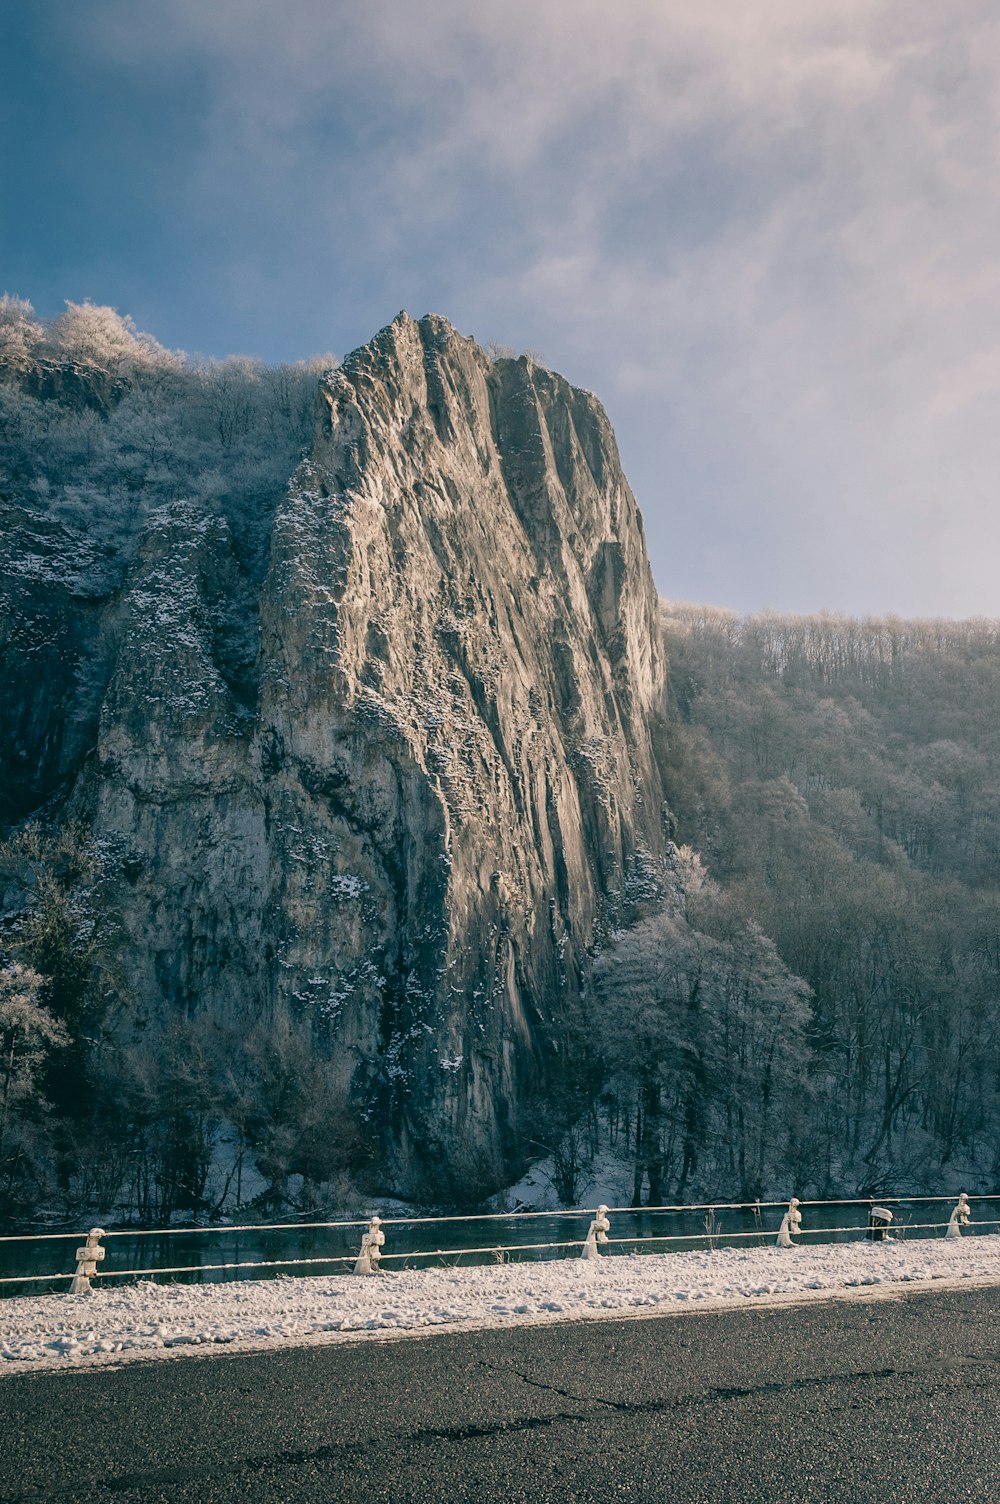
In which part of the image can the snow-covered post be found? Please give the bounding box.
[946,1193,972,1239]
[354,1216,385,1275]
[866,1206,894,1242]
[776,1198,802,1248]
[69,1229,106,1294]
[581,1205,610,1261]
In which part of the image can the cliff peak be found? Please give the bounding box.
[1,312,670,1200]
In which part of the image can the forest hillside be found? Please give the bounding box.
[659,603,1000,1197]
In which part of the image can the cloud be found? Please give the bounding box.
[31,1,1000,613]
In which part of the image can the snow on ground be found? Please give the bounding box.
[4,1236,1000,1376]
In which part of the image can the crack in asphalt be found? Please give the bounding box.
[491,1360,628,1411]
[490,1351,992,1416]
[4,1354,998,1502]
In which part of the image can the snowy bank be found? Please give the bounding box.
[4,1236,1000,1375]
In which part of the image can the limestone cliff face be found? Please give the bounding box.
[1,314,669,1197]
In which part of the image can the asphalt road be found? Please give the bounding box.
[3,1285,1000,1503]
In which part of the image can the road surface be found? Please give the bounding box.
[3,1283,999,1502]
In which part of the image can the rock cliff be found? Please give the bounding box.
[1,313,669,1198]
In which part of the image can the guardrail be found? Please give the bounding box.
[1,1194,997,1295]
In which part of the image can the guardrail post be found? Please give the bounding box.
[581,1205,610,1260]
[866,1206,894,1241]
[946,1193,971,1239]
[69,1228,106,1293]
[776,1198,802,1247]
[354,1215,385,1274]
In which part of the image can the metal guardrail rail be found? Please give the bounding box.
[1,1195,996,1293]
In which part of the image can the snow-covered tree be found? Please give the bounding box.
[0,961,68,1200]
[46,300,175,377]
[593,887,810,1203]
[0,294,43,370]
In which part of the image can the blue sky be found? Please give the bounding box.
[4,0,1000,617]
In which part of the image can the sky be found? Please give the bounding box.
[3,0,1000,618]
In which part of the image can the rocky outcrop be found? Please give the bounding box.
[1,314,669,1198]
